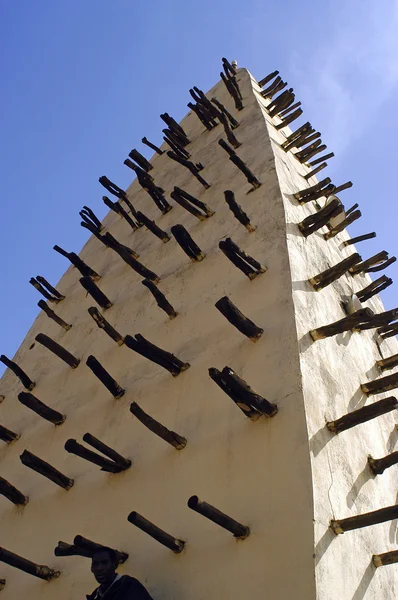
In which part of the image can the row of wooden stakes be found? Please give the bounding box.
[1,497,398,587]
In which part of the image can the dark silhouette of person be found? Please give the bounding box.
[87,547,153,599]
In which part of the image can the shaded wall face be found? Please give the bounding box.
[0,71,316,599]
[266,96,398,599]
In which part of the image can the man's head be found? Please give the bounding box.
[91,547,118,585]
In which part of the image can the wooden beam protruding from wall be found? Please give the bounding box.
[326,397,398,434]
[128,148,153,172]
[215,296,263,341]
[0,424,20,444]
[187,496,250,539]
[220,70,243,110]
[376,353,398,372]
[0,355,35,390]
[55,537,127,563]
[37,300,72,331]
[219,237,266,280]
[142,280,177,319]
[224,190,255,232]
[349,251,396,275]
[343,232,376,247]
[88,307,124,345]
[377,322,398,339]
[324,210,362,240]
[258,70,279,88]
[294,178,333,203]
[124,161,172,214]
[361,373,398,396]
[130,402,186,449]
[20,450,74,489]
[368,452,398,475]
[98,175,127,200]
[0,547,60,581]
[124,334,190,377]
[53,245,100,280]
[35,333,80,369]
[86,356,125,399]
[18,392,66,425]
[64,437,131,473]
[357,307,398,331]
[166,151,210,189]
[304,162,327,180]
[309,253,362,291]
[298,198,344,237]
[275,108,303,130]
[211,97,239,129]
[136,212,170,243]
[127,511,185,553]
[79,277,113,309]
[373,550,398,567]
[209,366,277,420]
[330,504,398,535]
[142,137,164,156]
[102,196,138,231]
[309,308,374,341]
[356,275,393,302]
[171,225,205,262]
[160,113,190,145]
[171,187,214,221]
[0,476,28,506]
[80,206,103,231]
[218,139,261,191]
[29,277,63,303]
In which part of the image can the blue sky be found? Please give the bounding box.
[0,0,397,373]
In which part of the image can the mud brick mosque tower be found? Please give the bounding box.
[0,58,398,600]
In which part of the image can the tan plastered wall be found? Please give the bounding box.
[0,71,316,600]
[260,88,398,599]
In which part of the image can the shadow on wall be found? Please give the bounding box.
[346,461,376,509]
[351,561,376,600]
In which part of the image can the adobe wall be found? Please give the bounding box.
[0,70,316,600]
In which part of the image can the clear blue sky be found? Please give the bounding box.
[1,0,397,373]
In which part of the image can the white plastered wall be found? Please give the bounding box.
[0,71,317,600]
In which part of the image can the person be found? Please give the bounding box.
[87,547,154,600]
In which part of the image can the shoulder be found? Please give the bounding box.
[120,575,153,598]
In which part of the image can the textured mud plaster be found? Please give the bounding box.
[0,71,316,599]
[262,86,398,598]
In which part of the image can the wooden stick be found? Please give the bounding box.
[0,476,28,506]
[368,451,398,475]
[0,355,35,390]
[268,89,295,117]
[187,496,250,539]
[224,190,254,232]
[309,253,362,291]
[294,139,323,161]
[86,356,125,398]
[356,276,392,302]
[88,307,124,345]
[162,127,190,150]
[36,276,65,301]
[81,206,103,230]
[215,296,263,341]
[35,333,80,369]
[361,373,398,396]
[29,277,59,303]
[282,130,318,152]
[294,178,332,200]
[376,353,398,372]
[285,122,312,144]
[98,175,127,200]
[74,536,128,563]
[0,424,20,444]
[171,187,214,221]
[64,439,125,473]
[211,98,239,128]
[378,322,398,339]
[37,300,71,331]
[324,210,362,239]
[127,511,185,553]
[330,504,398,534]
[130,402,186,449]
[309,152,334,166]
[310,308,374,341]
[142,280,177,319]
[124,334,190,377]
[18,392,65,425]
[53,245,100,280]
[343,232,376,246]
[54,541,92,559]
[262,77,286,99]
[258,70,279,87]
[79,276,113,309]
[327,397,398,434]
[128,149,153,172]
[304,162,327,180]
[349,251,389,275]
[298,199,343,237]
[142,137,163,155]
[160,113,189,143]
[275,108,303,130]
[219,237,266,280]
[167,151,210,189]
[20,450,74,489]
[209,366,277,419]
[104,236,160,282]
[278,101,302,118]
[0,547,60,580]
[220,72,243,110]
[373,550,398,567]
[357,307,398,330]
[136,212,170,243]
[171,224,205,262]
[83,433,131,469]
[218,140,261,190]
[102,197,138,231]
[164,132,191,157]
[366,256,396,273]
[188,102,215,131]
[218,111,241,148]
